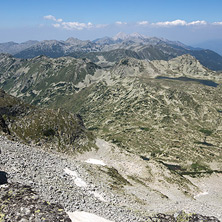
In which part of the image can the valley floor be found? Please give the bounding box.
[0,136,221,221]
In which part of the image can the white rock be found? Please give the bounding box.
[67,211,114,222]
[64,168,87,188]
[89,191,106,202]
[85,158,106,166]
[194,191,209,199]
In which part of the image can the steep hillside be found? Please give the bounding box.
[52,57,222,173]
[68,49,141,67]
[2,135,221,221]
[0,89,94,152]
[0,53,101,105]
[73,76,222,168]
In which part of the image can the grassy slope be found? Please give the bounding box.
[0,89,94,153]
[50,77,222,171]
[0,54,221,171]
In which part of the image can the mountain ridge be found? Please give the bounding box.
[0,53,221,104]
[1,33,222,71]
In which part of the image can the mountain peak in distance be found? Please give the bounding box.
[112,32,128,40]
[113,32,148,41]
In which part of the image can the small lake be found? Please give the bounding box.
[156,76,219,87]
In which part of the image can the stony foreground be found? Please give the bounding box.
[0,136,220,221]
[0,183,71,221]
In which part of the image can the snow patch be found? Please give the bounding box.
[64,168,87,187]
[64,168,105,201]
[90,191,106,202]
[194,191,209,198]
[67,211,113,222]
[85,158,106,166]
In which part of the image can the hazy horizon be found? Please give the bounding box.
[1,0,222,53]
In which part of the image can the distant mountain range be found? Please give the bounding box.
[0,40,39,55]
[193,39,222,56]
[1,32,222,71]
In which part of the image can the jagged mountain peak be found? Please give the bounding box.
[66,37,79,41]
[113,32,148,41]
[129,32,147,39]
[65,37,85,44]
[21,40,39,45]
[117,54,199,68]
[41,39,63,45]
[117,56,145,66]
[166,54,204,68]
[112,32,128,40]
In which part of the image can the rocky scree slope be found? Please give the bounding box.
[0,89,94,153]
[0,136,221,221]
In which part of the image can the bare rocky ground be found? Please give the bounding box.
[0,135,221,221]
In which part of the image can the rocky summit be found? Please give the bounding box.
[0,46,222,221]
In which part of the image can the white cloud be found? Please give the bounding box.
[57,18,63,23]
[152,19,208,27]
[44,15,106,30]
[213,22,222,25]
[44,16,217,31]
[115,21,127,25]
[53,23,61,28]
[60,21,94,30]
[153,19,187,26]
[187,20,207,26]
[44,15,63,23]
[44,15,56,21]
[137,21,149,25]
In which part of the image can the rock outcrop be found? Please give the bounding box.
[0,183,71,222]
[0,89,94,153]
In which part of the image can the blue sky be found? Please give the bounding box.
[1,0,222,46]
